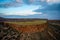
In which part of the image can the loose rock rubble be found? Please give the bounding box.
[0,24,20,40]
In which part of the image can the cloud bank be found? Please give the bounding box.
[46,0,60,3]
[0,0,60,20]
[0,5,42,16]
[0,0,60,8]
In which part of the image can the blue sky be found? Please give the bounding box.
[0,0,60,20]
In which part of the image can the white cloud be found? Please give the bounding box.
[16,0,23,3]
[4,8,42,16]
[4,10,42,16]
[46,0,60,4]
[41,0,45,2]
[0,5,42,16]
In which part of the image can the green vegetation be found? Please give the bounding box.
[5,20,47,25]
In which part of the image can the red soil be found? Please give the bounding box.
[4,23,48,33]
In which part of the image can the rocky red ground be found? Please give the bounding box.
[4,23,48,33]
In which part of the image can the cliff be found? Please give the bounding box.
[3,20,48,40]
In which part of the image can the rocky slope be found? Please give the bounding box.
[0,20,60,40]
[0,23,20,40]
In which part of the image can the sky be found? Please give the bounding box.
[0,0,60,20]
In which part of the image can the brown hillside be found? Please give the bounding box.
[4,20,48,33]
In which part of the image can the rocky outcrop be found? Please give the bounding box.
[4,23,48,33]
[0,24,20,40]
[3,22,48,40]
[1,20,60,40]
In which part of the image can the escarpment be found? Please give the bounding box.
[1,19,60,40]
[4,20,48,33]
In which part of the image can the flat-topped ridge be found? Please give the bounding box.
[4,20,47,25]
